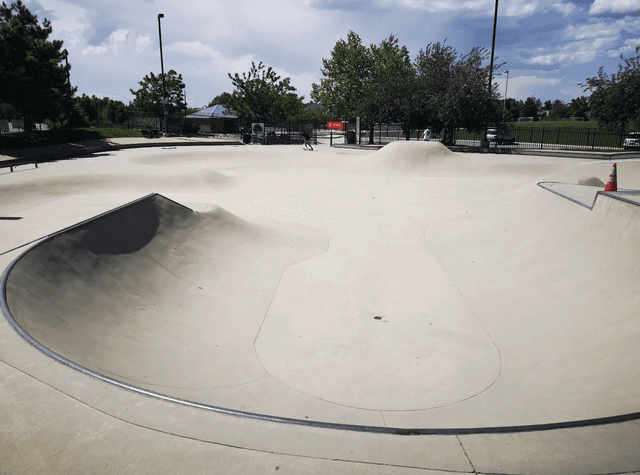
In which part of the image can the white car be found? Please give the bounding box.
[486,127,516,145]
[623,132,640,150]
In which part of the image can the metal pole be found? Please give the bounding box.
[480,0,500,146]
[503,70,509,122]
[157,13,167,136]
[488,0,499,97]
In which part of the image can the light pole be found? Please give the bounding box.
[496,70,509,122]
[488,0,499,97]
[481,0,500,147]
[157,13,167,136]
[503,70,509,122]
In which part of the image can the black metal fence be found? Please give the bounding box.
[354,123,630,151]
[240,120,322,145]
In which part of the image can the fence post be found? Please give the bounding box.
[540,126,545,149]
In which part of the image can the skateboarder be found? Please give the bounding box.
[302,130,313,151]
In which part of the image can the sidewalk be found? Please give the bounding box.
[0,135,243,168]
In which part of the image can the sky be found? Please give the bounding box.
[21,0,640,109]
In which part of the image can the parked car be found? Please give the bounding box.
[486,127,516,145]
[623,132,640,150]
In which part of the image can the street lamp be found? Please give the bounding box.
[496,70,509,122]
[488,0,499,97]
[481,0,500,147]
[157,13,167,136]
[503,70,509,122]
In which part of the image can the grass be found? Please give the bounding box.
[0,127,143,150]
[511,120,602,129]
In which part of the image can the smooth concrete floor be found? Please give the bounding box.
[1,140,640,474]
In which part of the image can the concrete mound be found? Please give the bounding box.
[577,176,606,187]
[363,141,459,174]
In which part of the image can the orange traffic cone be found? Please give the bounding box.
[604,163,617,192]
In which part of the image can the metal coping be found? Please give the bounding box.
[2,193,640,436]
[538,182,640,210]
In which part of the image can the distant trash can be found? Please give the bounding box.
[243,133,251,144]
[346,130,356,144]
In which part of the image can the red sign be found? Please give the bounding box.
[327,121,344,131]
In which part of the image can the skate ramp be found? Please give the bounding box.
[4,194,328,392]
[345,140,567,179]
[3,150,640,431]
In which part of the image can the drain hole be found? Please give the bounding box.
[374,316,382,320]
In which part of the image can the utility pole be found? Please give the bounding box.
[157,13,167,136]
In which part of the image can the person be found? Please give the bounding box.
[302,130,313,151]
[422,128,431,141]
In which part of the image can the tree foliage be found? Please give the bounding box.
[415,42,499,142]
[130,70,185,118]
[367,35,416,135]
[521,96,541,120]
[311,31,373,120]
[312,34,499,144]
[0,0,74,129]
[227,61,303,126]
[207,92,233,107]
[72,94,129,127]
[582,46,640,129]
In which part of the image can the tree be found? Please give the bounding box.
[227,61,303,127]
[207,92,232,107]
[415,41,499,143]
[504,98,523,122]
[72,94,129,127]
[130,70,185,118]
[311,31,373,120]
[366,35,417,140]
[582,46,640,129]
[0,0,74,130]
[521,97,541,120]
[568,96,589,119]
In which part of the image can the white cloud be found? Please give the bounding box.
[589,0,640,15]
[135,35,152,54]
[30,0,91,49]
[565,22,623,40]
[526,18,632,66]
[374,0,579,16]
[552,2,578,16]
[81,28,129,56]
[505,75,562,100]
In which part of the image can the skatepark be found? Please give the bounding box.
[1,138,640,474]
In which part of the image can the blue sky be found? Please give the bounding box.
[23,0,640,109]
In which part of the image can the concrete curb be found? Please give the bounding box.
[332,143,640,160]
[0,137,243,170]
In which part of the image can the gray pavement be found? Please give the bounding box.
[1,139,640,474]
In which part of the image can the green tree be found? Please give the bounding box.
[367,35,417,140]
[207,92,232,107]
[227,61,303,127]
[293,103,332,124]
[504,98,523,122]
[582,47,640,129]
[568,96,589,119]
[311,31,373,120]
[521,97,541,120]
[0,0,74,130]
[415,42,499,143]
[130,70,185,118]
[72,94,129,127]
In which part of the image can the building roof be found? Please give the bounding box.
[186,104,237,119]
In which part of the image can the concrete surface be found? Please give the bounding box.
[1,139,640,474]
